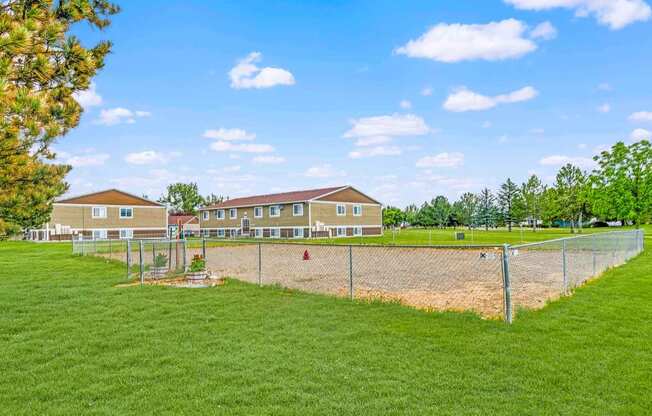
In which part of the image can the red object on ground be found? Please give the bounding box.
[303,250,310,261]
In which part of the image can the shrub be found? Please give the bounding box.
[153,253,168,268]
[189,255,206,272]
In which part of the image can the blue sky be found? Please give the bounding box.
[56,0,652,207]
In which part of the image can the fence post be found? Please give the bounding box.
[168,240,172,270]
[126,239,131,279]
[109,238,112,259]
[258,243,262,286]
[591,233,597,276]
[202,237,206,259]
[348,245,354,300]
[562,239,568,294]
[182,240,187,271]
[501,244,512,324]
[139,240,144,286]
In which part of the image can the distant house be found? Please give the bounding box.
[168,214,200,238]
[28,189,168,241]
[198,185,383,238]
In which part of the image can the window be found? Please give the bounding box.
[269,205,280,217]
[293,203,304,216]
[91,206,107,219]
[119,229,133,239]
[254,207,263,218]
[254,228,262,238]
[353,204,362,216]
[293,227,304,238]
[336,227,347,237]
[217,229,225,238]
[216,209,225,220]
[119,207,133,219]
[336,204,346,216]
[270,228,280,238]
[202,211,209,221]
[229,208,238,219]
[353,226,362,236]
[92,229,107,240]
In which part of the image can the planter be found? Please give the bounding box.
[186,270,208,283]
[151,266,169,279]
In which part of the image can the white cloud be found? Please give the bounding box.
[344,113,431,138]
[577,143,588,149]
[400,100,412,109]
[354,136,392,147]
[421,86,433,96]
[630,128,651,141]
[504,0,651,30]
[73,83,102,108]
[395,19,537,63]
[539,155,596,168]
[202,128,256,141]
[304,164,346,178]
[252,155,286,164]
[124,150,180,165]
[530,21,558,39]
[629,111,652,122]
[443,86,538,112]
[348,146,402,159]
[597,103,611,113]
[597,82,613,91]
[66,153,110,167]
[416,152,464,168]
[96,107,151,126]
[210,141,274,153]
[229,52,295,89]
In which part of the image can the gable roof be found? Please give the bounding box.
[202,186,357,209]
[55,189,165,207]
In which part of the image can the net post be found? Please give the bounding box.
[258,243,262,287]
[501,244,512,324]
[348,245,354,300]
[562,239,568,294]
[139,240,144,286]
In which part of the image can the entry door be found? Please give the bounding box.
[241,217,250,235]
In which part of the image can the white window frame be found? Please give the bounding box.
[229,208,238,219]
[293,227,304,238]
[217,229,225,238]
[91,206,107,219]
[202,211,209,221]
[353,204,362,217]
[336,227,347,237]
[269,205,280,218]
[119,229,133,239]
[293,203,304,216]
[353,226,362,236]
[254,206,263,218]
[336,204,346,216]
[216,209,225,220]
[270,228,281,238]
[119,207,133,219]
[92,229,108,240]
[254,228,262,238]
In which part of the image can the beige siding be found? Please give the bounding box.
[315,187,379,204]
[50,204,167,229]
[310,202,382,226]
[200,202,309,229]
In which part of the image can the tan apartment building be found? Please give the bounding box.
[29,189,168,241]
[198,186,383,239]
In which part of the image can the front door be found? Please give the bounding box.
[241,217,250,236]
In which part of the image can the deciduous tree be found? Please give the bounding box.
[159,183,205,214]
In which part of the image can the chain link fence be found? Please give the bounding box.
[72,230,644,321]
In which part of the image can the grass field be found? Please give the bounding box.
[1,240,651,414]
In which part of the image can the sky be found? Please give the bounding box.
[56,0,652,207]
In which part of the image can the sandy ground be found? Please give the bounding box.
[101,243,635,319]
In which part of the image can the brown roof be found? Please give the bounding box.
[56,189,164,207]
[168,215,199,225]
[203,186,349,209]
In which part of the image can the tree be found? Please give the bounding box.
[204,193,226,206]
[476,188,497,230]
[551,164,589,233]
[416,201,435,227]
[431,195,451,228]
[453,192,478,228]
[159,183,205,214]
[520,175,545,231]
[0,0,119,236]
[382,206,404,228]
[497,178,520,231]
[590,140,652,227]
[403,204,418,226]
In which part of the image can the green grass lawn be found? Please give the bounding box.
[1,241,651,414]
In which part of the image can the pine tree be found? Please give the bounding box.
[498,178,520,232]
[476,188,496,231]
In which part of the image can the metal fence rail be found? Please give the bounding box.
[72,230,644,322]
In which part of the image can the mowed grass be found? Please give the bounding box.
[1,241,651,415]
